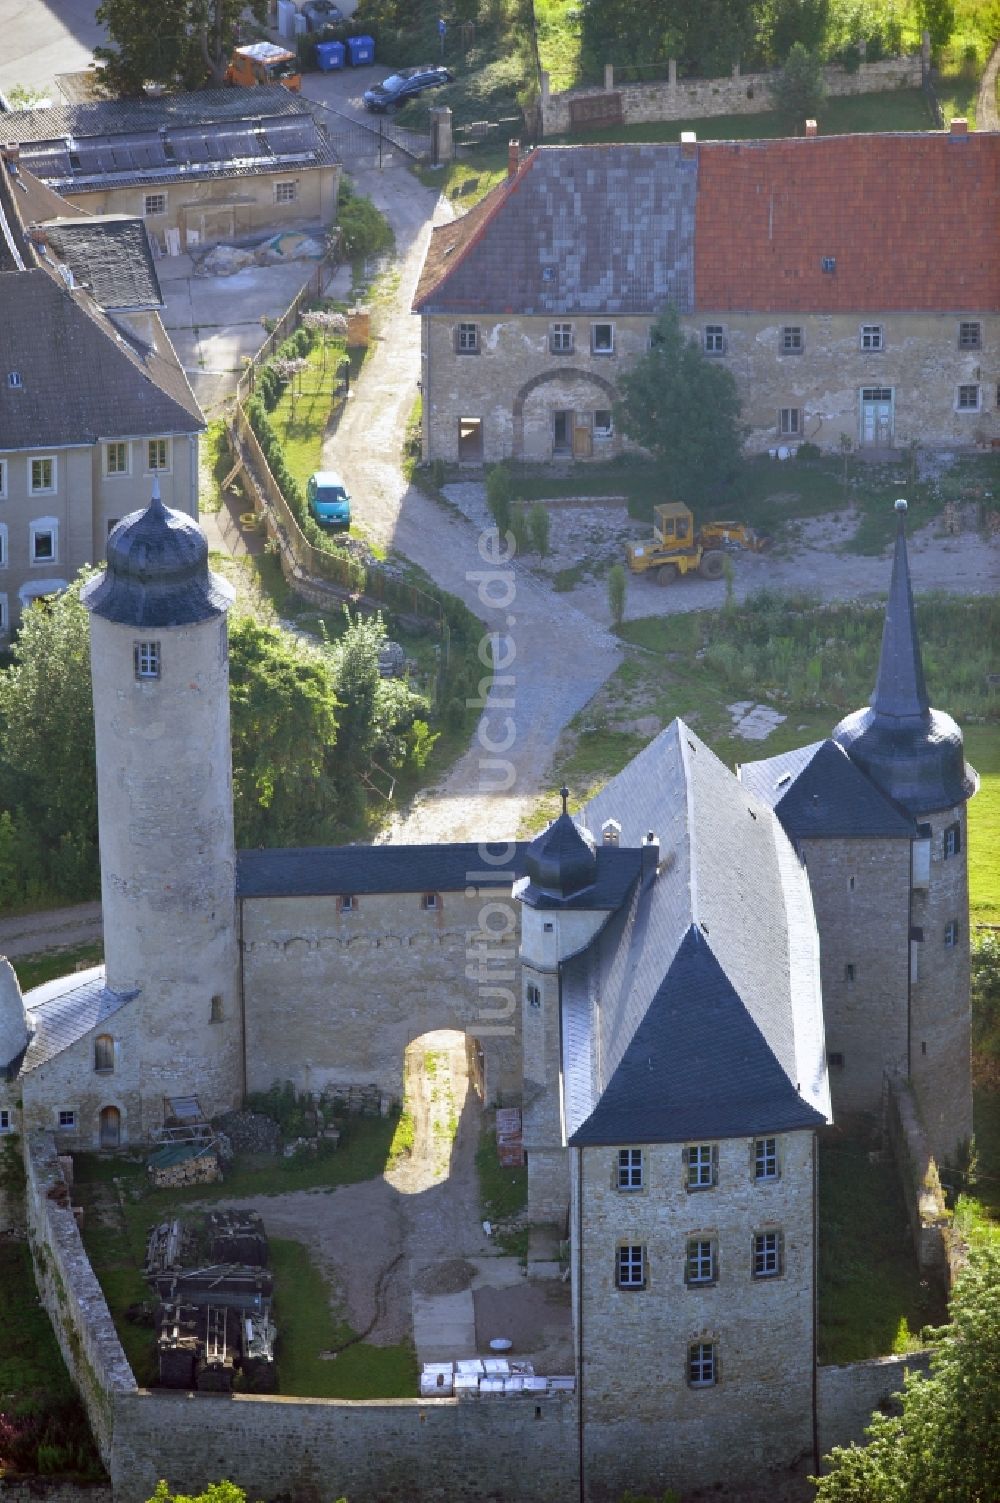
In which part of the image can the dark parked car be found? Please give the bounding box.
[302,0,344,30]
[362,65,452,112]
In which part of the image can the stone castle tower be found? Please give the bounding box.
[81,483,242,1129]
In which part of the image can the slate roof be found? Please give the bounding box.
[14,966,137,1078]
[515,843,641,911]
[0,89,337,194]
[0,267,202,450]
[563,720,830,1146]
[39,215,162,309]
[0,158,31,271]
[695,133,1000,312]
[413,144,698,315]
[237,842,530,898]
[740,739,916,841]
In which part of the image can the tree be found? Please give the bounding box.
[813,1234,1000,1501]
[94,0,266,94]
[758,0,829,63]
[616,305,745,504]
[918,0,955,53]
[768,42,827,129]
[607,564,627,626]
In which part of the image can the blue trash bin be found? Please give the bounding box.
[316,40,345,71]
[346,34,375,66]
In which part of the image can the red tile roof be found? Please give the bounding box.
[694,132,1000,312]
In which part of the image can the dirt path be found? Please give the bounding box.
[0,901,102,961]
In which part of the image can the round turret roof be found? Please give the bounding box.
[82,483,233,628]
[524,789,598,901]
[0,957,29,1072]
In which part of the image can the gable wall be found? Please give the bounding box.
[16,995,143,1152]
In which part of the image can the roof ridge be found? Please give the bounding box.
[413,151,537,311]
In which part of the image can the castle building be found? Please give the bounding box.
[0,492,976,1499]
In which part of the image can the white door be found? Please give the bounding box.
[860,387,894,447]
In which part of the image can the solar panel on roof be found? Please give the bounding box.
[261,118,314,154]
[22,141,72,177]
[170,130,211,163]
[131,139,169,168]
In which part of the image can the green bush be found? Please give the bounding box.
[511,505,531,557]
[529,502,551,558]
[607,563,627,626]
[486,464,513,535]
[337,183,394,262]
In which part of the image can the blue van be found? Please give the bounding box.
[306,471,351,529]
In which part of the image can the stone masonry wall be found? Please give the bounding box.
[22,1132,137,1467]
[110,1390,577,1503]
[0,1484,113,1503]
[815,1351,931,1460]
[17,995,143,1153]
[885,1077,950,1280]
[540,56,922,135]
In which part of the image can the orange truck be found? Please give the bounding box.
[226,42,302,92]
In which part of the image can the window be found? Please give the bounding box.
[594,409,613,436]
[685,1143,718,1190]
[0,523,6,567]
[781,326,803,354]
[958,321,981,350]
[957,384,980,411]
[0,1108,12,1133]
[0,458,6,498]
[105,442,129,476]
[753,1229,783,1278]
[144,192,167,215]
[550,323,574,354]
[845,963,856,982]
[147,439,170,472]
[778,407,801,436]
[754,1137,778,1181]
[456,322,479,354]
[685,1237,717,1285]
[616,1244,646,1289]
[0,595,7,634]
[944,920,960,948]
[7,371,22,389]
[829,1052,845,1069]
[861,324,883,351]
[274,181,297,204]
[591,323,614,355]
[704,325,725,355]
[94,1034,115,1072]
[617,1148,643,1191]
[526,983,541,1009]
[338,894,355,913]
[57,1109,76,1130]
[848,875,856,891]
[210,994,224,1023]
[421,892,438,910]
[944,823,962,858]
[688,1342,717,1387]
[134,641,160,680]
[31,519,57,563]
[29,456,56,493]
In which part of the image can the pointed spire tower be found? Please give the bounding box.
[832,500,976,815]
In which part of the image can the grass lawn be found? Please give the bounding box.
[817,1131,947,1363]
[476,1124,529,1257]
[972,1087,1000,1215]
[966,726,1000,927]
[270,338,349,495]
[12,942,104,994]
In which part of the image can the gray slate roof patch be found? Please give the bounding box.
[39,215,162,310]
[17,966,137,1076]
[238,842,529,898]
[740,739,917,840]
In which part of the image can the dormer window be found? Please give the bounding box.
[602,819,621,847]
[7,372,22,389]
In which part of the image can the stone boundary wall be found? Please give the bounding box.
[110,1389,577,1503]
[885,1077,951,1282]
[22,1133,137,1465]
[540,55,923,135]
[816,1351,931,1460]
[0,1485,113,1503]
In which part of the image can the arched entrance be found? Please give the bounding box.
[99,1105,121,1148]
[512,368,620,461]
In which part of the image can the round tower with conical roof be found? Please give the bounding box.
[82,483,241,1134]
[833,500,977,1164]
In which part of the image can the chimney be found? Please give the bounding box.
[641,830,660,883]
[507,139,520,178]
[28,224,48,249]
[804,118,818,137]
[950,117,968,136]
[680,131,697,161]
[1,144,20,164]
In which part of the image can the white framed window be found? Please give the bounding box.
[526,982,541,1009]
[591,322,614,355]
[0,458,6,498]
[616,1244,646,1289]
[685,1143,718,1190]
[456,322,479,354]
[146,438,170,473]
[30,517,58,563]
[617,1148,643,1191]
[860,324,883,351]
[781,326,803,354]
[958,320,981,350]
[944,920,960,948]
[0,522,6,567]
[94,1034,115,1073]
[688,1341,717,1387]
[754,1137,778,1181]
[421,892,438,910]
[957,384,980,411]
[778,407,801,436]
[753,1229,783,1278]
[144,192,167,216]
[704,324,725,355]
[29,455,56,494]
[56,1108,77,1130]
[0,1107,12,1132]
[550,322,574,353]
[685,1237,717,1286]
[133,641,161,680]
[274,180,298,204]
[594,409,613,436]
[105,442,130,476]
[944,823,961,859]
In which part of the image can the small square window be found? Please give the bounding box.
[339,894,355,912]
[829,1051,845,1069]
[106,442,129,476]
[551,322,574,354]
[0,1108,12,1133]
[944,823,961,858]
[616,1244,645,1289]
[144,192,167,216]
[457,322,479,353]
[958,321,981,350]
[753,1230,783,1278]
[594,409,613,436]
[688,1341,716,1387]
[944,920,959,948]
[526,983,541,1009]
[134,641,160,680]
[754,1137,778,1181]
[685,1238,716,1285]
[274,181,297,204]
[778,407,801,436]
[57,1109,76,1130]
[957,384,980,411]
[617,1148,643,1191]
[422,892,438,910]
[147,439,169,472]
[704,325,725,355]
[32,528,55,562]
[781,326,803,354]
[861,325,883,351]
[30,456,55,493]
[686,1143,717,1190]
[592,323,614,355]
